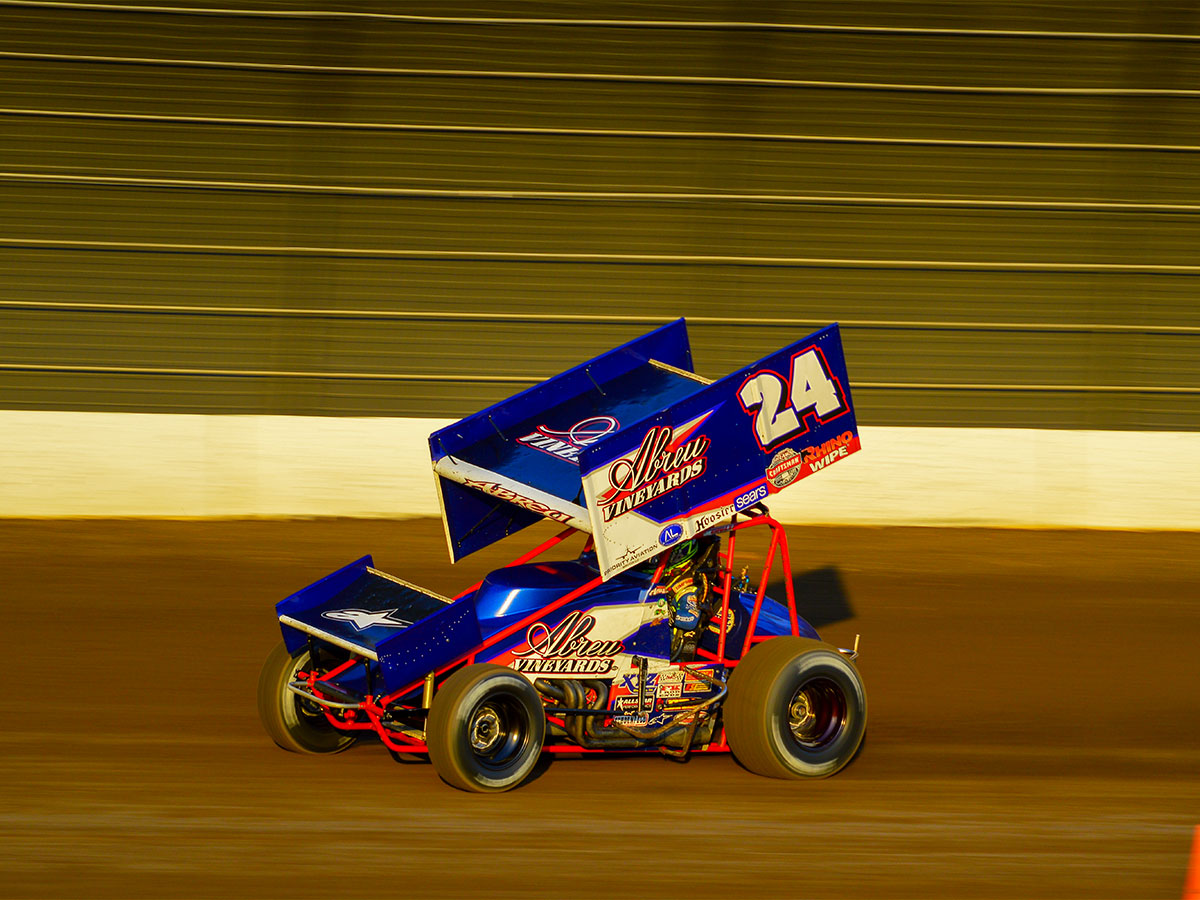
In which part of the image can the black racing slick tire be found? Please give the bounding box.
[426,664,545,793]
[257,641,357,755]
[724,637,866,779]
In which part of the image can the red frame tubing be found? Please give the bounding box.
[378,570,607,707]
[715,528,737,661]
[693,514,799,664]
[774,524,799,637]
[307,513,800,750]
[322,708,428,753]
[302,657,357,686]
[451,526,579,601]
[737,516,799,657]
[315,526,587,746]
[741,526,779,657]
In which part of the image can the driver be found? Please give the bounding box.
[654,536,721,661]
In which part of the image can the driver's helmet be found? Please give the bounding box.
[661,539,704,578]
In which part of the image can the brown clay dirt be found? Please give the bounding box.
[0,519,1197,899]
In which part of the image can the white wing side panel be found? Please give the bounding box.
[433,456,592,534]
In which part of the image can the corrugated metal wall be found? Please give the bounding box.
[2,1,1198,427]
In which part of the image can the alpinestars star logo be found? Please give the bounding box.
[321,608,413,631]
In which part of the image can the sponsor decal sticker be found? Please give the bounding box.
[612,695,652,726]
[692,505,735,532]
[516,415,619,463]
[610,542,663,574]
[647,597,670,625]
[463,478,574,523]
[767,447,804,490]
[707,608,736,635]
[599,424,710,522]
[801,430,857,473]
[658,523,684,546]
[322,608,413,631]
[735,484,769,512]
[764,430,857,492]
[511,610,625,675]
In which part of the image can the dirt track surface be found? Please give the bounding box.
[0,519,1197,899]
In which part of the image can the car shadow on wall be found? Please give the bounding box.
[766,566,854,629]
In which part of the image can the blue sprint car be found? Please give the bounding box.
[259,321,866,792]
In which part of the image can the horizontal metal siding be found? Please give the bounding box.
[9,183,1200,263]
[0,0,1197,428]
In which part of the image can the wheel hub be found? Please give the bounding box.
[788,693,816,738]
[786,677,848,749]
[470,706,503,753]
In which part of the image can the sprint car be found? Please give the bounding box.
[258,321,867,792]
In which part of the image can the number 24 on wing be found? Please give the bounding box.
[737,348,848,450]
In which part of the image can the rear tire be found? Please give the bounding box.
[724,637,866,779]
[426,664,545,792]
[257,641,357,755]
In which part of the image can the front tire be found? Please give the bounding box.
[724,637,866,779]
[257,641,357,755]
[426,664,545,792]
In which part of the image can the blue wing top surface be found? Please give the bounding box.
[441,363,703,504]
[429,319,860,578]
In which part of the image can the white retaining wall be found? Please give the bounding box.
[1,411,1197,528]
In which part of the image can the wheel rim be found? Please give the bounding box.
[786,676,848,750]
[466,692,532,772]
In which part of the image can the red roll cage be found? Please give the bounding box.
[296,510,797,756]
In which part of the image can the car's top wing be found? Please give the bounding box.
[578,323,859,578]
[429,319,703,563]
[430,321,860,580]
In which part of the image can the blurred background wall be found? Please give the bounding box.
[1,1,1198,522]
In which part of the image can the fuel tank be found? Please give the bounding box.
[473,559,653,625]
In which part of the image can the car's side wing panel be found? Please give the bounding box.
[376,595,485,693]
